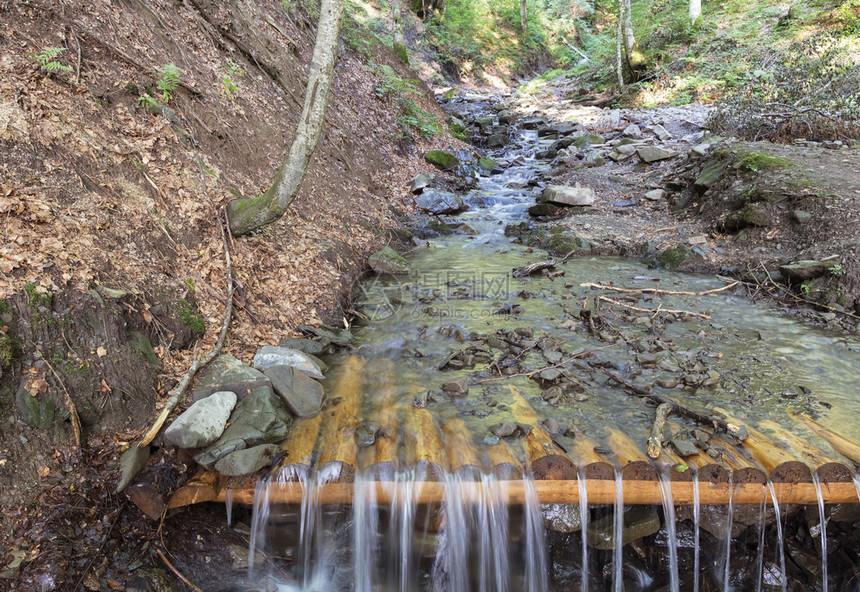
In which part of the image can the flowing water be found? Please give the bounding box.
[238,97,860,590]
[767,480,788,592]
[812,472,829,592]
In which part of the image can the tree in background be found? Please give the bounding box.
[690,0,701,23]
[520,0,528,33]
[226,0,345,236]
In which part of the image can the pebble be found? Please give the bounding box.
[442,377,469,395]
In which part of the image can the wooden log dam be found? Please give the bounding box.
[168,356,860,509]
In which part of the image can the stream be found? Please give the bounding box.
[240,96,860,591]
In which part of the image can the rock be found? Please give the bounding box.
[264,365,323,418]
[126,483,166,520]
[490,422,518,437]
[117,444,150,493]
[651,124,672,141]
[658,244,700,271]
[442,377,469,395]
[583,152,605,167]
[486,133,507,148]
[479,156,502,174]
[691,143,710,156]
[278,338,325,355]
[670,438,700,457]
[539,368,561,381]
[726,202,772,230]
[622,124,642,138]
[791,210,813,224]
[540,184,595,207]
[164,391,237,449]
[571,133,604,149]
[528,203,564,217]
[227,544,266,571]
[587,506,661,550]
[369,246,410,275]
[643,189,664,201]
[408,172,433,194]
[694,159,729,191]
[195,385,292,469]
[130,331,159,366]
[637,146,679,163]
[541,504,582,533]
[355,421,380,447]
[415,189,467,215]
[779,260,831,281]
[214,443,279,476]
[688,235,707,245]
[192,354,270,402]
[300,324,354,347]
[424,150,459,171]
[253,346,324,379]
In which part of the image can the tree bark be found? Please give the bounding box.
[621,0,635,59]
[689,0,701,23]
[520,0,528,33]
[392,0,404,46]
[226,0,345,236]
[616,1,624,89]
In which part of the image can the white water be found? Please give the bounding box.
[523,476,549,592]
[722,476,734,592]
[754,489,766,592]
[812,472,829,592]
[766,480,788,592]
[692,472,700,592]
[225,488,233,526]
[657,470,680,592]
[353,475,379,592]
[577,468,589,592]
[612,469,624,592]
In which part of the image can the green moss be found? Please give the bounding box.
[427,220,454,235]
[0,334,22,368]
[24,283,52,310]
[177,299,206,334]
[424,150,460,171]
[543,232,589,256]
[658,245,695,270]
[737,151,794,173]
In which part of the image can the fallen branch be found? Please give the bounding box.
[43,355,82,449]
[513,259,556,278]
[599,296,711,319]
[752,263,860,321]
[582,281,739,296]
[157,548,205,592]
[647,403,672,458]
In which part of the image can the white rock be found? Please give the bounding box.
[165,391,237,449]
[643,189,665,201]
[253,346,324,379]
[540,184,595,207]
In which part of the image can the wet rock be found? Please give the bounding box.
[415,189,467,215]
[479,156,502,174]
[542,417,560,434]
[636,353,657,367]
[253,346,324,380]
[670,438,699,457]
[408,172,433,194]
[126,483,166,520]
[779,260,831,281]
[542,385,563,405]
[490,422,518,437]
[264,365,323,418]
[539,368,561,381]
[164,390,237,449]
[354,421,381,447]
[442,377,469,395]
[637,146,679,163]
[486,133,507,148]
[643,189,664,201]
[215,443,279,476]
[278,338,325,355]
[300,324,354,347]
[541,504,582,533]
[195,385,292,469]
[369,246,410,275]
[656,378,678,389]
[424,150,459,171]
[227,544,266,571]
[540,184,595,207]
[117,444,150,493]
[192,353,270,402]
[587,506,661,550]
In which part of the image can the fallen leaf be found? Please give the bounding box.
[97,346,107,357]
[38,465,50,478]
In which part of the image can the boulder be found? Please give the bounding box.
[478,156,502,174]
[369,246,410,275]
[214,444,279,477]
[164,391,237,449]
[195,385,292,469]
[408,172,433,194]
[486,133,507,148]
[541,504,582,533]
[264,365,324,418]
[650,124,672,141]
[571,133,604,149]
[586,505,661,550]
[540,184,595,207]
[643,189,665,201]
[528,203,564,217]
[415,189,466,215]
[779,260,831,282]
[424,150,459,171]
[637,146,679,163]
[253,346,324,380]
[622,124,642,138]
[191,354,270,402]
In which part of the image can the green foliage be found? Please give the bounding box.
[25,283,52,310]
[371,63,440,141]
[29,47,73,74]
[157,64,181,102]
[0,334,21,368]
[138,94,159,111]
[220,58,246,98]
[828,263,846,276]
[177,298,205,333]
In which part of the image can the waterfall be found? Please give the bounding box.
[657,469,679,592]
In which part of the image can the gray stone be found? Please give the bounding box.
[117,444,150,493]
[622,124,642,138]
[278,338,325,355]
[300,324,353,347]
[616,144,637,155]
[442,377,469,395]
[651,124,672,141]
[192,354,271,402]
[540,184,595,207]
[195,385,292,469]
[408,172,433,194]
[691,143,710,156]
[779,260,831,281]
[227,544,266,571]
[214,444,279,476]
[637,146,679,163]
[541,504,582,533]
[586,505,661,550]
[670,438,700,457]
[415,189,466,215]
[486,133,507,148]
[369,246,410,275]
[792,210,813,224]
[424,150,459,171]
[584,152,605,167]
[643,189,665,201]
[571,133,605,149]
[164,391,237,449]
[253,346,324,380]
[130,331,159,366]
[264,365,323,418]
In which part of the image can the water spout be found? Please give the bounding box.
[812,472,828,592]
[657,469,680,592]
[612,468,624,592]
[692,471,700,592]
[577,468,589,592]
[766,480,787,592]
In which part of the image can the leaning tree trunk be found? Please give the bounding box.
[616,1,625,89]
[520,0,528,33]
[226,0,345,236]
[393,0,404,45]
[689,0,701,23]
[621,0,635,59]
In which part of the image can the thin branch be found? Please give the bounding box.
[157,548,205,592]
[599,295,711,319]
[43,355,82,449]
[581,281,738,296]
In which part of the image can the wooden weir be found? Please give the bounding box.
[168,356,860,509]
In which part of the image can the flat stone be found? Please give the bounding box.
[637,146,679,163]
[195,385,292,470]
[408,172,433,194]
[415,189,467,215]
[688,235,707,245]
[253,346,324,380]
[643,189,664,201]
[587,505,661,550]
[192,354,270,402]
[541,503,582,533]
[540,184,595,207]
[369,246,410,275]
[126,483,166,520]
[540,367,561,381]
[214,443,279,476]
[264,365,324,418]
[442,377,469,395]
[227,544,266,571]
[651,124,672,141]
[164,390,237,449]
[278,338,325,355]
[779,260,831,281]
[622,124,642,138]
[117,444,150,493]
[670,438,700,457]
[616,143,637,155]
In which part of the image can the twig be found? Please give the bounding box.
[599,296,711,319]
[73,29,82,85]
[581,281,739,296]
[73,503,126,592]
[647,403,672,459]
[42,355,82,449]
[157,548,205,592]
[754,263,860,321]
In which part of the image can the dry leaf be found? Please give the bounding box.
[96,346,107,357]
[38,465,50,478]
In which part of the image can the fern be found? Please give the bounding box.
[157,64,181,102]
[30,47,73,74]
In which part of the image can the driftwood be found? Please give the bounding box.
[599,295,711,319]
[513,259,556,278]
[582,281,739,296]
[647,403,673,459]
